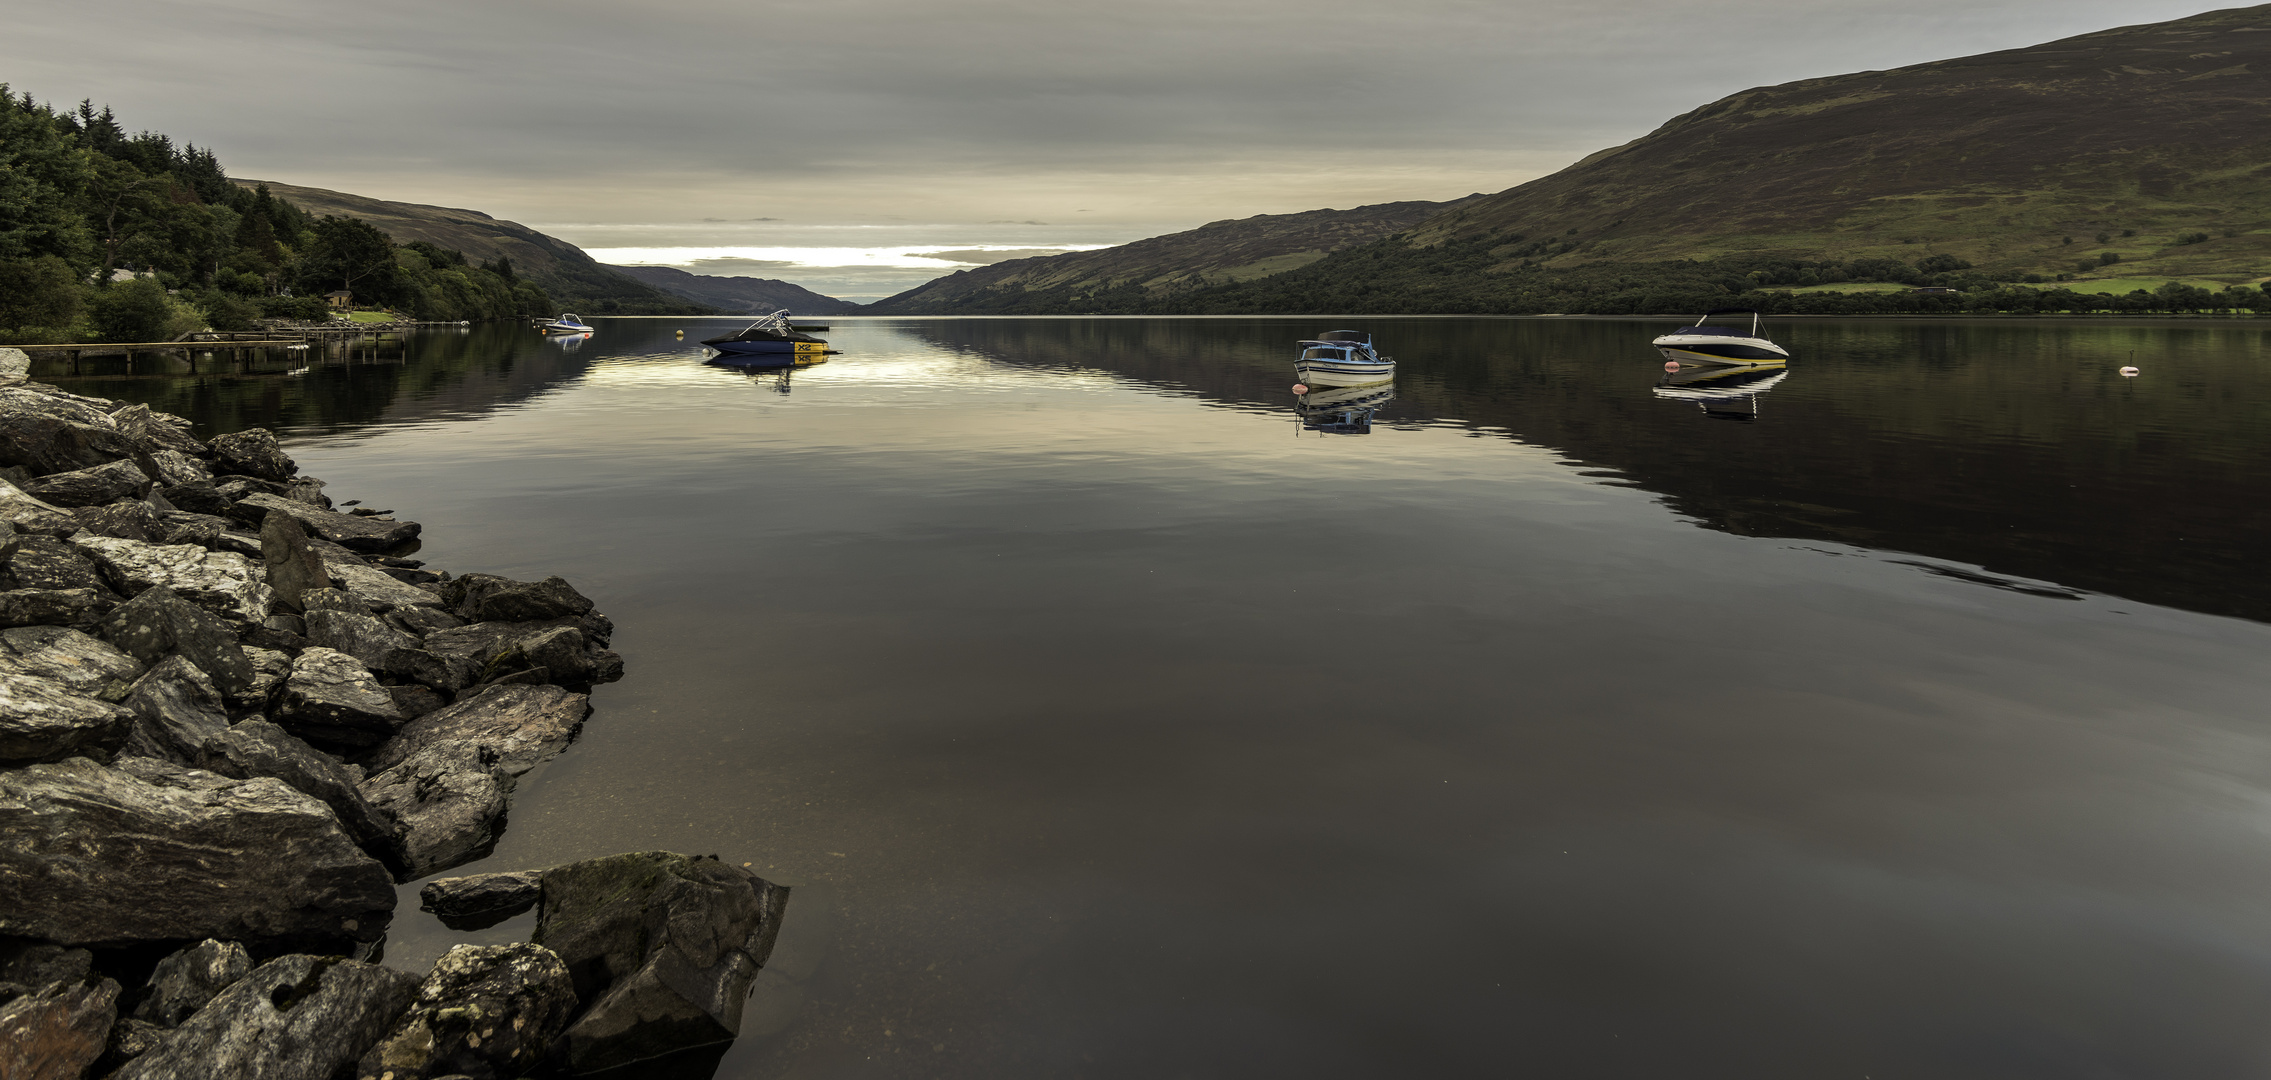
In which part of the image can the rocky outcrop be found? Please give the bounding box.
[133,940,253,1027]
[72,537,271,627]
[233,493,419,554]
[272,647,404,748]
[0,386,136,476]
[534,852,789,1073]
[419,871,542,929]
[113,954,419,1080]
[354,943,577,1080]
[0,757,395,947]
[0,673,133,763]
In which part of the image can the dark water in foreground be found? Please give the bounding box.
[43,317,2271,1078]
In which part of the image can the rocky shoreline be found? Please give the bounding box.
[0,348,787,1079]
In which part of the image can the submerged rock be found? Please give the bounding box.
[233,493,418,554]
[0,625,144,702]
[112,954,418,1080]
[534,852,789,1074]
[132,940,253,1027]
[71,536,271,627]
[365,684,592,778]
[0,757,395,947]
[419,870,542,929]
[22,459,154,508]
[0,672,134,763]
[206,428,297,483]
[272,647,405,748]
[354,943,576,1080]
[96,585,254,697]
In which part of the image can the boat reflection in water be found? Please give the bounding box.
[1652,362,1788,422]
[1295,382,1395,435]
[706,354,825,393]
[545,331,593,351]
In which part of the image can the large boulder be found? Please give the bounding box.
[0,386,135,476]
[132,940,253,1027]
[196,719,409,874]
[156,482,231,517]
[112,955,418,1080]
[0,672,134,763]
[423,621,621,693]
[110,404,207,460]
[231,494,418,554]
[22,459,154,508]
[419,870,542,929]
[259,510,332,613]
[365,684,593,779]
[0,625,144,701]
[140,449,211,487]
[73,498,163,541]
[322,555,444,614]
[117,656,232,765]
[359,742,513,879]
[302,609,442,686]
[445,573,594,623]
[0,971,118,1080]
[533,852,789,1073]
[354,944,577,1080]
[0,478,81,536]
[205,428,296,483]
[96,585,254,697]
[0,757,396,948]
[0,347,24,388]
[71,536,271,627]
[1,535,118,597]
[271,647,405,748]
[0,588,115,630]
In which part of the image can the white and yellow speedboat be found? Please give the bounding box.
[1652,309,1789,366]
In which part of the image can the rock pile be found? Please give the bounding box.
[0,349,786,1077]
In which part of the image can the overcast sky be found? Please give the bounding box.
[1,0,2222,294]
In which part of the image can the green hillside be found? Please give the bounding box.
[606,264,863,315]
[866,197,1482,313]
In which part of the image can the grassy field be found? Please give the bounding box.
[1776,282,1914,294]
[2060,276,2239,295]
[344,310,402,323]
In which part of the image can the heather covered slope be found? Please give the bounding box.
[1398,3,2271,283]
[867,197,1483,313]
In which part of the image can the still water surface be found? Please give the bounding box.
[44,317,2271,1078]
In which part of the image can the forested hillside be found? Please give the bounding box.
[3,87,568,343]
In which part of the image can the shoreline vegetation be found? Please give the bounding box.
[0,347,784,1076]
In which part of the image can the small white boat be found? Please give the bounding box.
[1652,309,1789,366]
[539,313,594,334]
[1294,330,1395,387]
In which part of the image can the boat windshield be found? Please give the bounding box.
[1301,346,1348,360]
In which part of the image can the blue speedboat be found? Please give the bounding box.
[538,313,593,334]
[701,310,830,359]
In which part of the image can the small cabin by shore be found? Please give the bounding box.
[324,290,353,310]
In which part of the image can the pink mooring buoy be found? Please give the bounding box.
[1664,361,1681,373]
[2119,366,2140,377]
[1291,383,1309,394]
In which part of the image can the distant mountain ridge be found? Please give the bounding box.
[867,197,1484,313]
[605,264,864,315]
[232,180,706,313]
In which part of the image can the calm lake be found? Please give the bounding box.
[40,316,2271,1078]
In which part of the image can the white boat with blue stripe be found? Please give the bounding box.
[1652,309,1790,366]
[1294,330,1395,387]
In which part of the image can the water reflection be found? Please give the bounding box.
[1651,363,1789,423]
[546,331,594,351]
[1294,383,1395,435]
[704,356,826,394]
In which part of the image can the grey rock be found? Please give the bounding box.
[354,943,575,1080]
[110,404,207,459]
[272,647,405,748]
[301,587,369,614]
[422,620,619,693]
[113,954,418,1080]
[0,588,115,630]
[118,656,232,765]
[0,386,135,476]
[388,605,463,638]
[71,536,271,627]
[154,512,225,549]
[0,672,133,762]
[196,719,409,874]
[101,1016,168,1074]
[0,478,81,536]
[231,646,291,713]
[387,684,446,721]
[206,428,297,483]
[233,494,418,554]
[133,940,253,1027]
[419,871,542,927]
[445,573,594,624]
[285,476,329,509]
[0,626,143,702]
[0,757,395,947]
[263,612,306,635]
[71,498,162,541]
[324,556,445,614]
[0,347,24,388]
[96,585,254,696]
[0,973,119,1080]
[1,535,118,596]
[360,742,513,879]
[0,937,95,1002]
[156,482,232,517]
[366,684,591,779]
[260,510,333,613]
[304,609,425,678]
[141,447,211,487]
[22,459,154,508]
[533,852,789,1074]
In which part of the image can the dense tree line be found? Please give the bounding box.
[907,232,2270,318]
[0,87,554,343]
